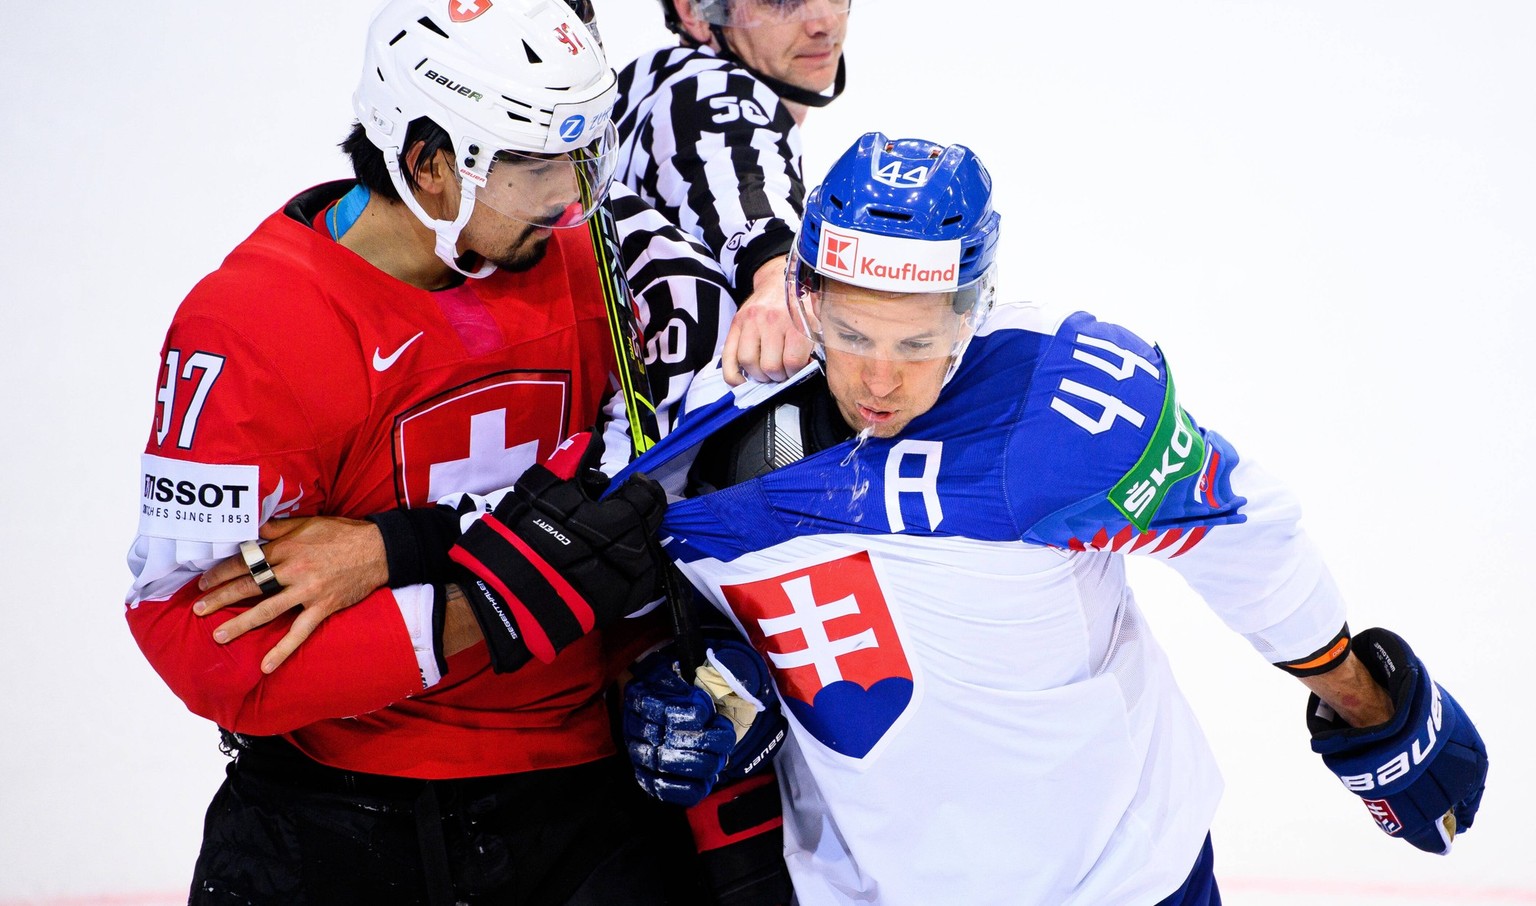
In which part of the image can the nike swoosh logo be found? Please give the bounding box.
[372,332,424,372]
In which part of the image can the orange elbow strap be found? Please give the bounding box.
[1274,623,1351,677]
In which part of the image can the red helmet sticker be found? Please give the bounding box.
[819,229,858,278]
[448,0,492,23]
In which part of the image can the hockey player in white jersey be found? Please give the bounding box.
[184,129,1492,903]
[614,0,856,385]
[614,132,1491,904]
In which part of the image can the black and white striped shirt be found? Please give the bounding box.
[613,45,805,299]
[608,181,736,441]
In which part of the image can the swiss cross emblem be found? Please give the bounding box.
[554,22,585,55]
[392,371,570,507]
[449,0,492,23]
[819,229,858,278]
[722,551,914,758]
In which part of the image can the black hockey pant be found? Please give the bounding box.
[189,736,706,906]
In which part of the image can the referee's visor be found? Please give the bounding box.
[698,0,861,29]
[471,121,618,230]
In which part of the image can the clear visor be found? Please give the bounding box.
[565,0,601,46]
[699,0,860,29]
[789,257,977,363]
[472,120,618,229]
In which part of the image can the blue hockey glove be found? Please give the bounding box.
[1307,627,1488,854]
[624,635,787,807]
[706,638,789,785]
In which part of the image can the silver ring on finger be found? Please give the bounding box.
[239,539,284,596]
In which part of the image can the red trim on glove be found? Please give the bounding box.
[483,515,597,632]
[449,544,558,664]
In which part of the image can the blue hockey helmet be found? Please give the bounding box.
[790,132,1001,369]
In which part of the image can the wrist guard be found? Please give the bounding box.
[368,505,459,588]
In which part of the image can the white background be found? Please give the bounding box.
[2,1,1532,903]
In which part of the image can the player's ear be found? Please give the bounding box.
[402,141,457,212]
[673,0,716,47]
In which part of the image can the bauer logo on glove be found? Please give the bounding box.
[1308,627,1488,855]
[625,631,788,808]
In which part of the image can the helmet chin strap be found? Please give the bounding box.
[709,26,846,108]
[385,156,497,280]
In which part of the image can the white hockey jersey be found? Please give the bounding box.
[616,301,1348,905]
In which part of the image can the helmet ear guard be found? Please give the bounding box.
[353,0,618,276]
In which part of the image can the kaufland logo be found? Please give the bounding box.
[818,227,963,292]
[821,230,859,277]
[859,258,956,285]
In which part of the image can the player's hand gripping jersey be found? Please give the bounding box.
[614,46,804,295]
[125,180,731,779]
[615,301,1352,905]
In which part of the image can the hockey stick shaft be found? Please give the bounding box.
[580,165,702,679]
[583,196,661,454]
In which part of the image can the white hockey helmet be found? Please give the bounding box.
[354,0,620,276]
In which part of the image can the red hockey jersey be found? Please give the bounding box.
[128,181,645,778]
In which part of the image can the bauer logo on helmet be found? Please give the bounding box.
[421,67,486,103]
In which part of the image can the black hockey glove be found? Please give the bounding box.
[447,436,667,673]
[368,432,617,591]
[1307,627,1488,854]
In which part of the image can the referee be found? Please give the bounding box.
[614,0,854,385]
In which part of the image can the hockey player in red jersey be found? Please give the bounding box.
[125,1,735,902]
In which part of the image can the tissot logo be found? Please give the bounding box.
[138,454,260,543]
[143,475,250,509]
[449,0,491,23]
[820,230,858,277]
